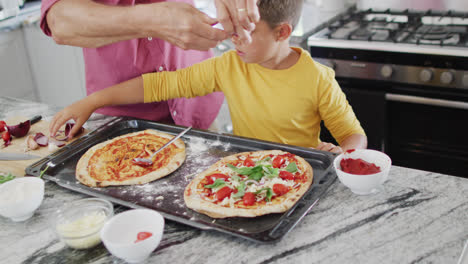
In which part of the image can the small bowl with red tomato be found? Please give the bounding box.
[100,209,164,263]
[333,149,391,195]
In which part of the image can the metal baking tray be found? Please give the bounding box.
[26,117,337,243]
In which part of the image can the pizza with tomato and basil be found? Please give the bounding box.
[76,130,185,187]
[184,150,313,218]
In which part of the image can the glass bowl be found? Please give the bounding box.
[54,198,113,249]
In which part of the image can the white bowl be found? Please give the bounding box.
[100,209,165,263]
[333,149,392,195]
[0,177,44,221]
[54,198,114,249]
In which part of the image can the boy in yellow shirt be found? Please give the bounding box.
[50,0,367,154]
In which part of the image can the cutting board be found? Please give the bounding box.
[0,116,86,177]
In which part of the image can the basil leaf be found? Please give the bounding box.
[285,162,298,173]
[248,171,263,181]
[254,187,274,202]
[266,188,274,202]
[230,175,241,182]
[0,173,15,184]
[232,181,246,198]
[204,179,226,189]
[227,164,255,175]
[255,156,271,166]
[263,165,279,178]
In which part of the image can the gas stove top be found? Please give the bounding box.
[308,8,468,57]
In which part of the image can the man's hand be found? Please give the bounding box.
[47,0,229,50]
[214,0,260,44]
[144,2,229,50]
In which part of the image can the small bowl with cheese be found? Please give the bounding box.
[333,149,392,195]
[54,198,113,249]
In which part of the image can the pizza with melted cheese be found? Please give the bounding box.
[184,150,313,218]
[76,129,185,187]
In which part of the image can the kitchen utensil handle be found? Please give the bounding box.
[152,126,192,156]
[30,115,42,125]
[386,93,468,110]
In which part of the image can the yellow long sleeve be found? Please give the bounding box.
[142,48,365,148]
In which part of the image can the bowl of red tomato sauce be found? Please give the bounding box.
[333,149,392,195]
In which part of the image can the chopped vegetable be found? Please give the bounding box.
[0,121,6,132]
[216,186,233,201]
[243,192,255,206]
[0,172,15,184]
[7,120,31,138]
[34,133,49,147]
[255,187,274,202]
[285,162,298,173]
[279,170,295,180]
[2,131,12,146]
[232,181,246,198]
[135,232,153,243]
[204,178,226,189]
[25,135,39,150]
[64,123,84,139]
[263,165,279,178]
[39,165,49,179]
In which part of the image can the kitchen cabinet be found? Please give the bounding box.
[22,22,86,108]
[0,27,37,100]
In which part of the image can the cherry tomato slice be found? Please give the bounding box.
[216,186,233,201]
[205,173,230,185]
[272,156,285,168]
[243,192,256,206]
[0,121,6,133]
[273,184,290,196]
[243,158,255,167]
[135,231,153,243]
[279,171,295,180]
[2,131,11,142]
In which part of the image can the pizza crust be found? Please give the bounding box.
[184,150,313,218]
[76,129,186,187]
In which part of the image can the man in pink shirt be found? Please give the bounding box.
[40,0,260,130]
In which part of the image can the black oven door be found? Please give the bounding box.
[320,85,386,151]
[386,93,468,177]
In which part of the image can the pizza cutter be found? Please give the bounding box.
[132,126,192,167]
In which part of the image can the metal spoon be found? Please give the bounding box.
[132,126,192,167]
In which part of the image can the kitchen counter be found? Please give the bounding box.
[0,96,467,264]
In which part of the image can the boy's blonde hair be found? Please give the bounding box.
[258,0,304,30]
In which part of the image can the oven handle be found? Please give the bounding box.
[385,93,468,110]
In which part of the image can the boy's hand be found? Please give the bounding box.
[49,99,95,140]
[316,142,343,154]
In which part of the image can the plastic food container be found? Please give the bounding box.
[54,198,113,249]
[0,177,45,222]
[101,209,165,263]
[334,149,391,195]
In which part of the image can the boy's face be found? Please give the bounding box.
[231,21,280,65]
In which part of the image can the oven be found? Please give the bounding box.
[308,8,468,178]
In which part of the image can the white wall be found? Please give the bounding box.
[0,27,37,101]
[22,22,86,108]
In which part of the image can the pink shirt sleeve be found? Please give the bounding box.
[40,0,60,36]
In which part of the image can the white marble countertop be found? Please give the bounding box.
[0,96,467,264]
